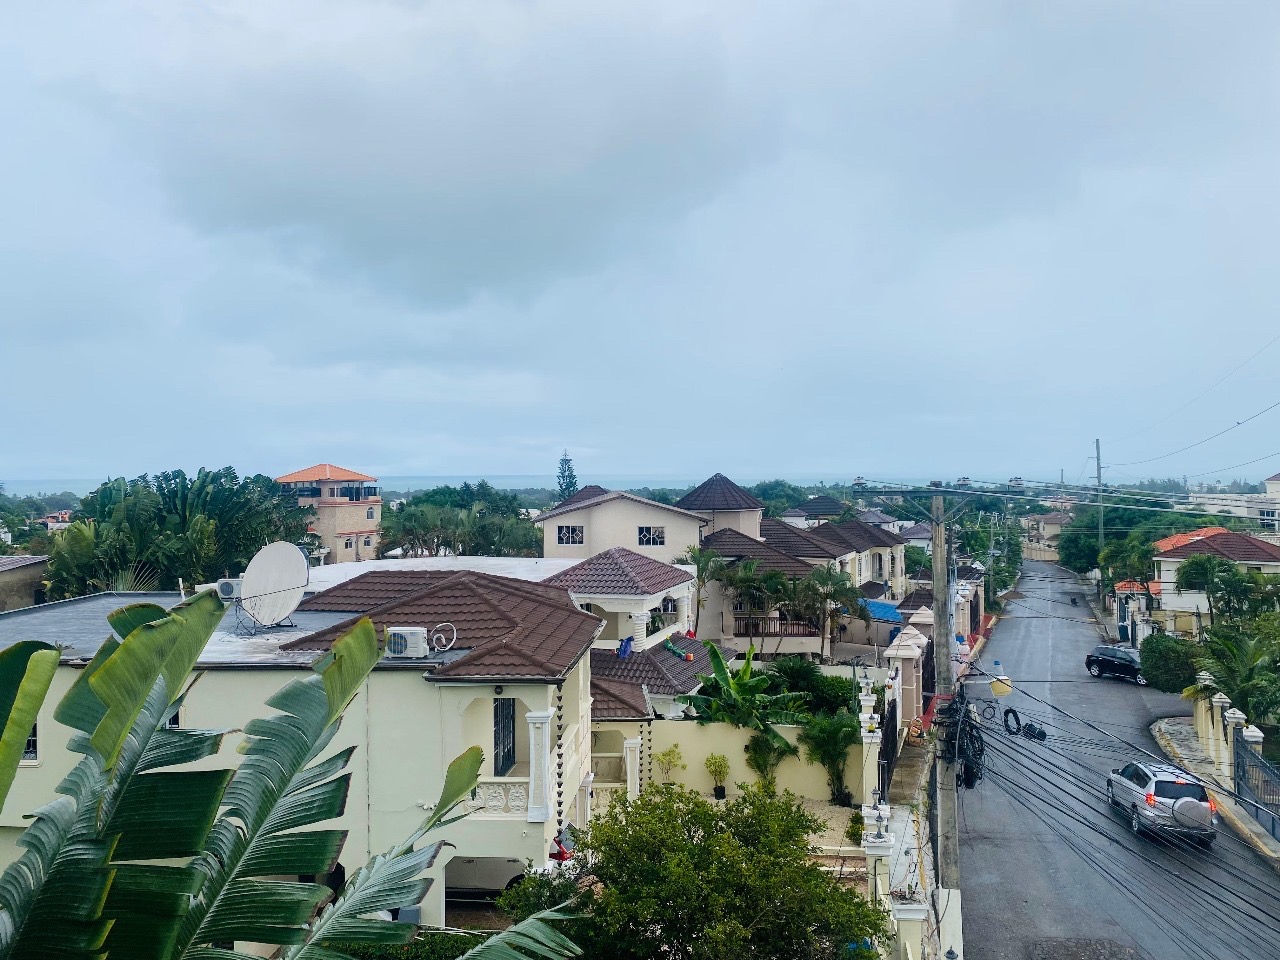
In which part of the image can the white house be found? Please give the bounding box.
[1154,530,1280,627]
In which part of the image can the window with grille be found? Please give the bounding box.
[165,709,181,730]
[638,526,665,547]
[557,525,584,545]
[367,507,375,520]
[344,538,353,549]
[364,537,372,547]
[494,698,516,776]
[23,724,36,762]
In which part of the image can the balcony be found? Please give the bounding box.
[732,616,820,639]
[464,777,530,817]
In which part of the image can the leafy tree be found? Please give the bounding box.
[1139,632,1198,694]
[806,567,868,661]
[678,642,808,746]
[1184,625,1280,723]
[904,544,931,576]
[685,546,725,637]
[767,657,854,715]
[797,710,862,806]
[380,485,541,560]
[556,452,578,503]
[1099,534,1156,594]
[0,592,577,960]
[1176,554,1241,624]
[501,784,887,960]
[715,560,782,641]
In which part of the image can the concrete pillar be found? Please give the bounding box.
[630,610,649,645]
[891,900,929,960]
[526,709,554,822]
[1223,708,1247,782]
[1193,672,1213,744]
[676,593,691,631]
[1210,693,1231,770]
[886,636,921,725]
[623,737,642,800]
[860,729,883,806]
[862,829,895,907]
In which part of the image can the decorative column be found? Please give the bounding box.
[554,685,566,840]
[862,818,895,907]
[885,635,921,725]
[630,610,649,646]
[860,725,884,807]
[676,593,691,632]
[1193,672,1214,745]
[1210,692,1231,771]
[892,900,929,960]
[525,709,555,822]
[1224,708,1248,782]
[623,737,642,800]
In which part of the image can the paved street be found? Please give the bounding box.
[960,560,1280,960]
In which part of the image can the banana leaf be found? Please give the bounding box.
[0,641,59,814]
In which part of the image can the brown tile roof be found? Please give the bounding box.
[956,564,986,581]
[545,547,693,596]
[1151,527,1230,553]
[553,485,611,510]
[533,491,706,525]
[760,519,845,559]
[282,571,602,681]
[590,634,718,697]
[700,528,817,577]
[1156,531,1280,563]
[276,463,377,483]
[298,569,567,613]
[675,474,764,512]
[899,523,933,540]
[856,508,897,524]
[796,495,847,517]
[591,677,652,720]
[811,519,905,552]
[0,556,48,574]
[898,587,934,612]
[859,580,888,600]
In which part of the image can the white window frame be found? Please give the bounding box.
[21,723,37,765]
[557,525,585,545]
[364,536,372,547]
[367,507,375,520]
[344,537,354,550]
[638,526,666,547]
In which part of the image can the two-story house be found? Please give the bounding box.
[808,518,908,600]
[673,473,765,536]
[534,487,706,563]
[1154,530,1280,630]
[276,463,382,563]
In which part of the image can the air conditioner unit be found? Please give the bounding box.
[385,627,430,658]
[217,578,243,601]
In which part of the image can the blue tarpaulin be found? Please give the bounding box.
[864,600,902,623]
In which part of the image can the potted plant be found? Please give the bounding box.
[653,744,686,784]
[705,752,730,800]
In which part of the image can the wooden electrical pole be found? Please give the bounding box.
[932,494,960,888]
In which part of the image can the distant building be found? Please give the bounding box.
[276,464,382,564]
[0,556,48,612]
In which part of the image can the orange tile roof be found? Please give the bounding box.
[1151,527,1229,553]
[275,463,377,484]
[1114,580,1161,596]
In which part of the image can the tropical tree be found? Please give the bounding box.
[716,561,781,642]
[1183,625,1280,724]
[806,567,868,661]
[1176,553,1247,625]
[685,546,725,637]
[0,592,577,960]
[1099,534,1156,597]
[796,710,862,806]
[678,643,808,747]
[768,575,820,656]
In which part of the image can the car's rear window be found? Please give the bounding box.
[1154,781,1207,801]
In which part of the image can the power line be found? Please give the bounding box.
[1143,330,1280,431]
[1111,399,1280,467]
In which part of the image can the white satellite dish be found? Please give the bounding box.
[240,542,310,627]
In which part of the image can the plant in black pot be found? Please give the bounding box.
[706,752,730,800]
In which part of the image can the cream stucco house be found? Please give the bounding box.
[276,463,383,563]
[534,486,706,563]
[1154,530,1280,630]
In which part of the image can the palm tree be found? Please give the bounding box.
[797,710,862,806]
[1183,625,1280,723]
[1175,553,1239,625]
[806,567,868,662]
[686,546,725,637]
[0,593,579,960]
[717,561,776,642]
[769,576,820,657]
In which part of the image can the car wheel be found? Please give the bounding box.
[1135,673,1148,686]
[1088,663,1102,677]
[1130,807,1144,836]
[1106,782,1116,806]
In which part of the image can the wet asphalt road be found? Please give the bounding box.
[959,560,1280,960]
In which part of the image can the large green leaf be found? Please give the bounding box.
[312,618,379,725]
[105,603,169,642]
[0,642,59,813]
[459,907,583,960]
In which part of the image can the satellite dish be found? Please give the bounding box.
[240,542,309,627]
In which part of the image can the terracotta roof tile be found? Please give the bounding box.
[1115,579,1162,596]
[590,634,718,697]
[545,548,693,596]
[675,474,764,512]
[700,528,816,577]
[1151,527,1230,553]
[1155,531,1280,563]
[275,463,377,483]
[760,519,846,559]
[553,485,611,509]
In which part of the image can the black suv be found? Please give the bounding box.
[1085,645,1146,685]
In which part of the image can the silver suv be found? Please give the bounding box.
[1107,762,1217,844]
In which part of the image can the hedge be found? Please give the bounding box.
[333,932,489,960]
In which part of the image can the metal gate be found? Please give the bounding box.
[878,696,899,799]
[920,639,936,706]
[1235,737,1280,841]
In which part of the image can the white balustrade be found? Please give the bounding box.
[465,778,530,816]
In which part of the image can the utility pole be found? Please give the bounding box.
[932,494,960,889]
[1095,438,1104,555]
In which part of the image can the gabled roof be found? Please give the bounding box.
[1115,579,1162,596]
[796,495,846,517]
[590,635,718,697]
[282,570,602,681]
[0,556,48,574]
[956,564,986,581]
[1155,531,1280,564]
[1267,472,1280,482]
[898,587,934,612]
[856,508,897,524]
[591,677,652,720]
[553,485,611,510]
[533,490,705,525]
[1152,527,1230,553]
[899,523,933,540]
[299,569,567,613]
[700,528,816,577]
[760,518,846,559]
[858,580,888,600]
[1034,512,1073,525]
[276,463,377,484]
[811,518,906,552]
[545,548,693,597]
[780,508,807,518]
[674,474,764,512]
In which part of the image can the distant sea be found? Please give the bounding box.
[4,473,905,498]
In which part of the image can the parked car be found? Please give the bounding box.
[1107,761,1218,844]
[1085,644,1146,685]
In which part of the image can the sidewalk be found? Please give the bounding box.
[1151,716,1280,870]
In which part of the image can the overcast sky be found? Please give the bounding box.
[3,2,1279,492]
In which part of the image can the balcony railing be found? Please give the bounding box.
[732,617,820,638]
[465,777,529,817]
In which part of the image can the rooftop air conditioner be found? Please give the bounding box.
[217,578,243,601]
[385,627,430,658]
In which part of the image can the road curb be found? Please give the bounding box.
[1150,721,1280,872]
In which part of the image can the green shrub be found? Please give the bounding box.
[705,752,730,788]
[1140,632,1197,693]
[845,809,865,846]
[809,674,856,715]
[334,932,489,960]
